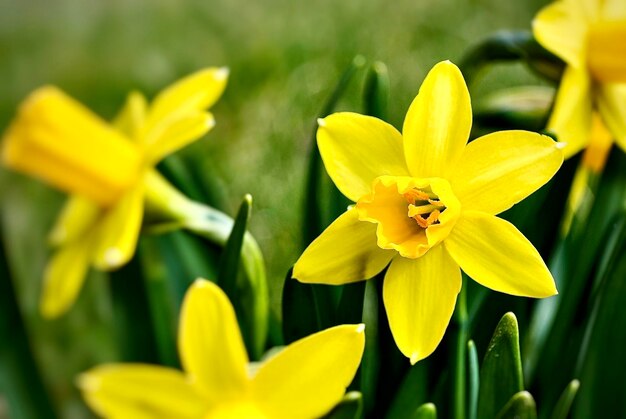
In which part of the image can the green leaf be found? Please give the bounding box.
[360,279,380,416]
[550,379,580,419]
[495,391,537,419]
[363,61,390,120]
[413,403,437,419]
[467,340,479,419]
[477,312,524,419]
[526,149,626,406]
[281,268,319,343]
[303,54,365,246]
[453,281,468,419]
[301,55,366,330]
[109,253,159,363]
[216,194,268,359]
[217,194,251,291]
[0,229,58,419]
[322,391,363,419]
[574,212,626,418]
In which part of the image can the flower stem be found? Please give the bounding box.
[454,279,468,419]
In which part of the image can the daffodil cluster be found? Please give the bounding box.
[533,0,626,157]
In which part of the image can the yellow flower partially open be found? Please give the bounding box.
[1,67,228,318]
[293,61,563,364]
[79,279,365,419]
[533,0,626,158]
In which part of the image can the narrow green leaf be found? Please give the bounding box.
[360,279,380,416]
[301,55,366,330]
[137,238,180,368]
[477,312,524,419]
[413,403,437,419]
[386,364,429,419]
[336,282,366,325]
[527,149,626,406]
[495,391,537,419]
[363,61,390,120]
[217,194,251,290]
[303,54,366,246]
[109,253,159,363]
[322,391,363,419]
[216,194,267,359]
[550,379,580,419]
[467,340,479,419]
[0,230,58,419]
[182,200,269,360]
[454,281,468,419]
[282,268,319,343]
[574,212,626,418]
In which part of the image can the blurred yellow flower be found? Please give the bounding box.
[533,0,626,158]
[79,279,365,419]
[1,67,228,317]
[293,61,563,364]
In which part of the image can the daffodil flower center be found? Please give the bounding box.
[587,19,626,83]
[404,188,447,228]
[356,175,460,259]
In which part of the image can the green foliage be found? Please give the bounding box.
[477,313,524,419]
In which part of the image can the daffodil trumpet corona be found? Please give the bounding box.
[0,67,263,320]
[533,0,626,158]
[293,60,563,364]
[79,279,365,419]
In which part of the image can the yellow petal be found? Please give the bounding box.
[205,400,268,419]
[40,235,93,318]
[317,112,409,202]
[597,83,626,152]
[92,183,144,271]
[113,91,148,140]
[403,61,471,178]
[587,20,626,83]
[143,67,228,137]
[144,111,215,164]
[603,0,626,18]
[444,211,557,298]
[532,1,588,68]
[449,130,563,215]
[1,86,141,207]
[179,279,249,403]
[546,67,593,158]
[251,324,365,419]
[78,364,206,419]
[581,113,613,173]
[293,208,395,285]
[382,247,461,364]
[48,195,101,246]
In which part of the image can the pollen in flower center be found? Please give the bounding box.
[403,188,447,229]
[356,176,460,259]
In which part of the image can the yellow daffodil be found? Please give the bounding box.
[293,61,563,364]
[533,0,626,158]
[79,279,365,419]
[1,68,228,318]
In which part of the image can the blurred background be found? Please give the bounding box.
[0,0,549,417]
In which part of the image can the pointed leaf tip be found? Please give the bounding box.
[414,402,437,419]
[495,391,537,419]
